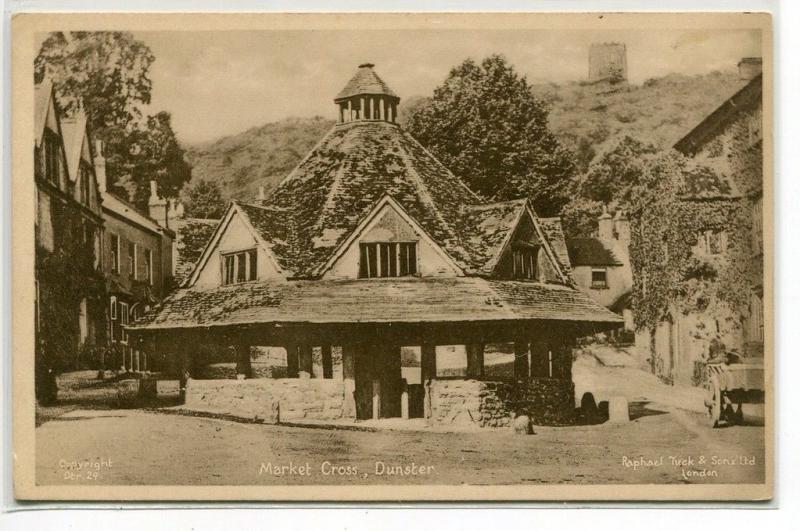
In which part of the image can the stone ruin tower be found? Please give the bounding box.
[588,42,628,84]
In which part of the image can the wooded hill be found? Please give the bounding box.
[183,70,745,203]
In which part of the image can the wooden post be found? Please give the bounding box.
[400,379,409,420]
[514,340,530,381]
[342,344,357,419]
[466,343,485,379]
[236,342,252,379]
[421,343,436,419]
[299,344,313,379]
[285,343,299,378]
[372,379,381,420]
[321,345,333,379]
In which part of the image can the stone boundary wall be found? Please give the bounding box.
[429,378,575,428]
[184,378,346,422]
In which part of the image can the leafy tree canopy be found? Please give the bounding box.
[561,136,658,236]
[405,54,576,216]
[35,32,191,208]
[184,179,227,219]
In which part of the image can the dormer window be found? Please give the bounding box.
[222,249,258,285]
[512,245,539,280]
[359,242,417,278]
[43,129,61,185]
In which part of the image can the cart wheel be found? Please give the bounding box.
[704,373,722,428]
[734,403,744,425]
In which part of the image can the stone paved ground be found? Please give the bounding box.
[35,360,765,486]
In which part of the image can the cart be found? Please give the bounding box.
[704,353,764,428]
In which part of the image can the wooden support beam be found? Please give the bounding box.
[321,345,333,379]
[372,379,381,420]
[466,343,485,379]
[299,344,313,378]
[235,342,252,379]
[421,343,436,419]
[285,343,299,378]
[401,379,409,420]
[421,344,437,381]
[514,341,530,381]
[342,344,357,419]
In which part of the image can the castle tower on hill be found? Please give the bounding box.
[588,42,628,84]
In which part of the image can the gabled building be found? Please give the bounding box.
[566,208,633,330]
[674,65,764,355]
[96,141,176,372]
[34,80,105,399]
[632,61,763,386]
[129,64,620,427]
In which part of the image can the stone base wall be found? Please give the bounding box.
[429,378,575,428]
[184,378,346,422]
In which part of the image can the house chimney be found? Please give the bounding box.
[94,140,106,193]
[738,57,762,80]
[148,179,169,228]
[598,205,614,241]
[613,209,630,245]
[257,185,265,202]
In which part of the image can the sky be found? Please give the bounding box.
[132,29,762,145]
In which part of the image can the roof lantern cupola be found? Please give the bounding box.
[334,63,400,125]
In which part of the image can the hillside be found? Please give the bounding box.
[184,116,335,202]
[531,70,746,172]
[184,70,746,201]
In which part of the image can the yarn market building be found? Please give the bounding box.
[129,64,621,428]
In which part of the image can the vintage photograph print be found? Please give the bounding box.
[12,12,772,501]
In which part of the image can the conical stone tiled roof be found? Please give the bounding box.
[335,63,398,101]
[258,120,481,277]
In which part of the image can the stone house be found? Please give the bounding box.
[34,80,105,395]
[633,61,763,387]
[566,208,633,331]
[129,63,620,428]
[96,140,176,372]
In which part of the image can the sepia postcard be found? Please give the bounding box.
[11,12,773,501]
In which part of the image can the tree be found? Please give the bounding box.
[405,55,576,216]
[561,136,658,237]
[35,32,191,207]
[184,179,227,219]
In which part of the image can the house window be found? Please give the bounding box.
[119,302,129,343]
[128,241,136,279]
[110,234,120,274]
[43,130,60,185]
[591,267,608,288]
[359,242,417,278]
[144,248,153,285]
[222,249,258,285]
[511,246,539,280]
[110,296,117,320]
[701,230,727,255]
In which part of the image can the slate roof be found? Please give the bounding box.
[335,63,398,101]
[258,120,484,277]
[539,217,574,280]
[566,237,621,267]
[34,80,54,147]
[60,111,89,183]
[171,217,220,282]
[129,277,622,331]
[674,74,762,156]
[456,199,527,275]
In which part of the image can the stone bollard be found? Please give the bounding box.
[608,396,630,423]
[116,379,140,409]
[513,415,534,435]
